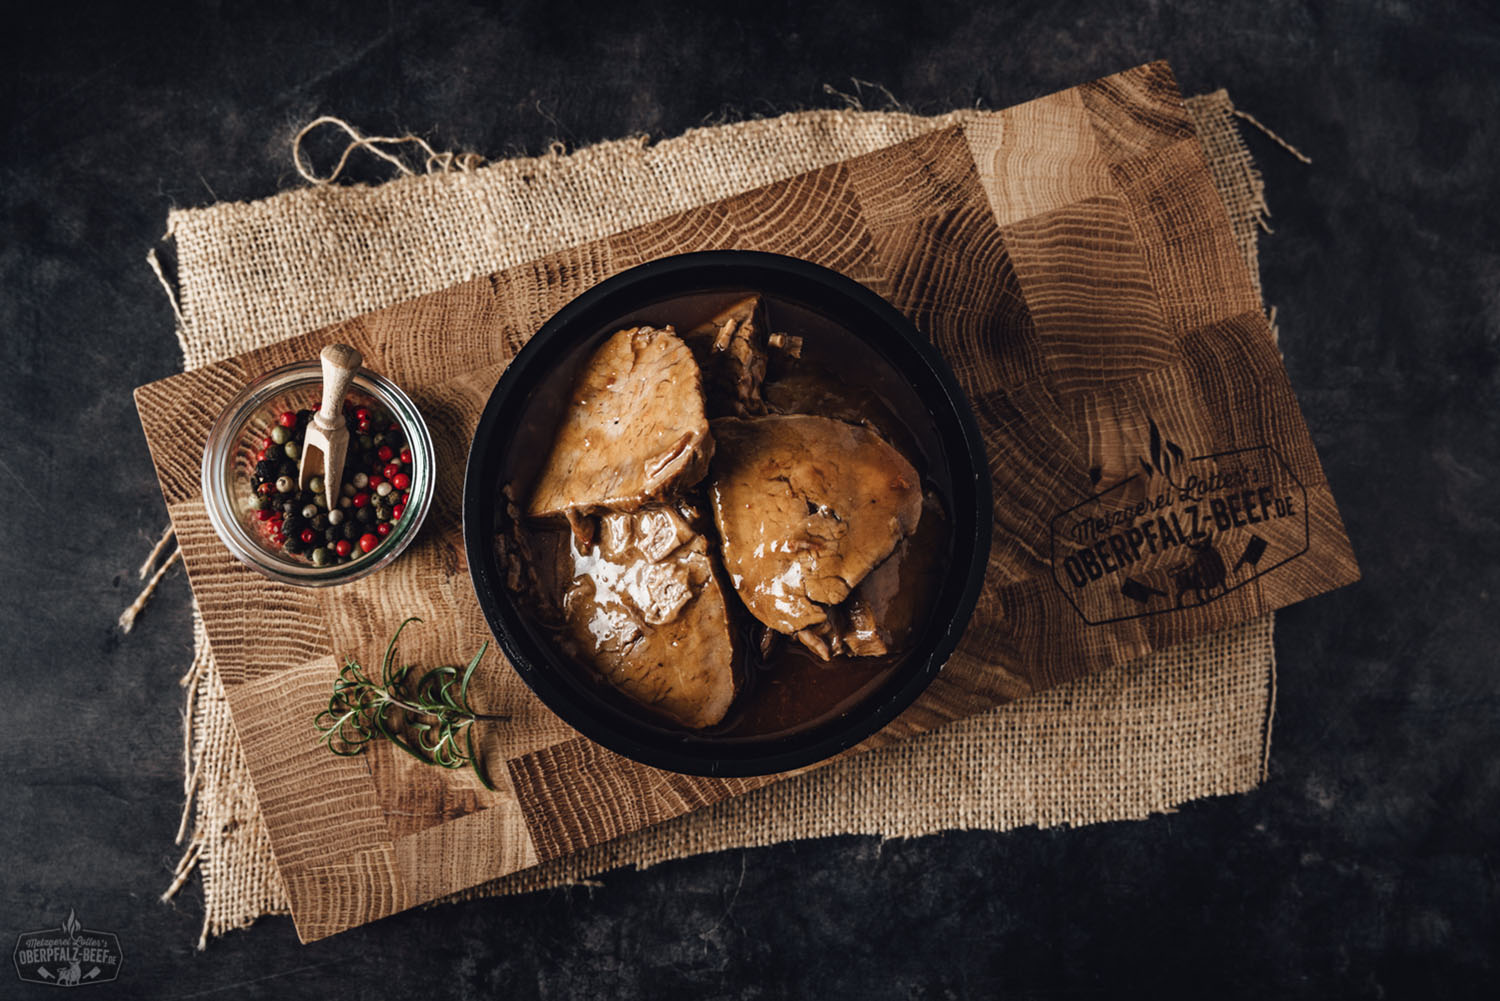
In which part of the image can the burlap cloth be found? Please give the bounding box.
[159,91,1279,947]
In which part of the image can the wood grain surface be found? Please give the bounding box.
[134,62,1358,942]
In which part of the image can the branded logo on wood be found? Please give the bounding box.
[13,910,122,987]
[1050,420,1308,625]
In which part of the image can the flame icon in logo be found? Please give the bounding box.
[61,911,80,941]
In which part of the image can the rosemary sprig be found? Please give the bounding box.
[314,617,508,790]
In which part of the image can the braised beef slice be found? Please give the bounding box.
[682,296,769,417]
[791,492,949,660]
[708,415,923,637]
[557,506,738,729]
[763,368,917,461]
[528,326,713,521]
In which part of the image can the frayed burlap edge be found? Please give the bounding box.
[157,90,1286,948]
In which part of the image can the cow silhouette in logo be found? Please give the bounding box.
[57,958,82,986]
[1170,537,1227,607]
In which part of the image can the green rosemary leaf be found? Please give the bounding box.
[313,618,510,789]
[467,725,496,791]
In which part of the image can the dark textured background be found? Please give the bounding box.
[3,1,1496,996]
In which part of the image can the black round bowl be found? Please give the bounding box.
[462,251,990,777]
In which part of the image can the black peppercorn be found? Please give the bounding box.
[262,443,283,462]
[254,459,277,482]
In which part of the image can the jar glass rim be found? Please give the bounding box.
[199,360,435,587]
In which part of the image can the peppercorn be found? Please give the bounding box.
[358,533,379,553]
[376,522,391,537]
[355,506,374,525]
[324,527,340,544]
[254,459,277,481]
[270,425,290,445]
[262,443,284,462]
[312,514,329,531]
[283,441,300,461]
[310,547,330,567]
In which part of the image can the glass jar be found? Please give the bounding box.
[200,361,435,587]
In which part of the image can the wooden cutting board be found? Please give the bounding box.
[135,62,1358,942]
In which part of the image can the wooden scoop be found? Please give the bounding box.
[298,343,363,502]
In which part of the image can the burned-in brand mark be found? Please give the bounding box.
[13,910,122,987]
[1052,421,1307,625]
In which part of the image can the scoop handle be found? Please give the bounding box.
[315,344,363,431]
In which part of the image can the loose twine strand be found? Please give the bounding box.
[118,525,180,633]
[1233,108,1313,164]
[291,115,486,185]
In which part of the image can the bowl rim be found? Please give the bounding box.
[462,250,991,776]
[199,360,436,587]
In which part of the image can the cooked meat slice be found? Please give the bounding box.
[682,295,769,417]
[527,326,713,520]
[558,507,738,729]
[789,492,950,660]
[708,415,923,636]
[762,367,916,459]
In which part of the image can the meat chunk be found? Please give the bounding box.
[682,295,769,417]
[707,415,924,636]
[528,326,713,520]
[558,507,738,729]
[786,492,949,661]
